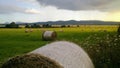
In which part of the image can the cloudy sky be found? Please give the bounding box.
[0,0,120,23]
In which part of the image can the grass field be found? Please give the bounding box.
[0,25,120,68]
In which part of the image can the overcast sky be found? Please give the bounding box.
[0,0,120,23]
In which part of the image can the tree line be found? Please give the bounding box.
[4,22,80,28]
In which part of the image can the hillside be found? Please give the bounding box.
[19,20,120,25]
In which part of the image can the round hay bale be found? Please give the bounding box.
[31,41,94,68]
[2,41,94,68]
[2,54,63,68]
[59,29,63,32]
[30,29,33,32]
[25,29,29,33]
[42,31,57,41]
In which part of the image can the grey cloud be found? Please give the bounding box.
[0,4,26,14]
[37,0,119,11]
[0,4,39,14]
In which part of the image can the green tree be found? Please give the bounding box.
[25,24,31,28]
[5,22,19,28]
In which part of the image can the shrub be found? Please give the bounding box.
[117,25,120,35]
[31,24,41,28]
[42,24,51,28]
[81,33,120,68]
[25,24,31,28]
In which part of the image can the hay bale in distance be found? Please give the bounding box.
[25,29,29,33]
[42,31,57,41]
[30,29,33,32]
[59,29,63,32]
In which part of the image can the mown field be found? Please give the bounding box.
[0,25,120,68]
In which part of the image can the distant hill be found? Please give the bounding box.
[16,20,120,25]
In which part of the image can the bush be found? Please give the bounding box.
[31,24,41,28]
[25,24,31,28]
[117,25,120,35]
[42,24,51,28]
[81,33,120,68]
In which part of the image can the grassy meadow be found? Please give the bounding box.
[0,25,120,68]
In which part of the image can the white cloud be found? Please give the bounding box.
[0,4,40,14]
[17,0,37,3]
[34,6,107,22]
[25,9,40,14]
[0,5,108,23]
[1,0,117,23]
[0,0,41,14]
[0,4,41,14]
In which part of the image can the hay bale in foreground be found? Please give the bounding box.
[2,54,63,68]
[2,41,94,68]
[31,41,94,68]
[42,31,57,41]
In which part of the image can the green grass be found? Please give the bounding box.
[0,28,50,66]
[0,25,119,68]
